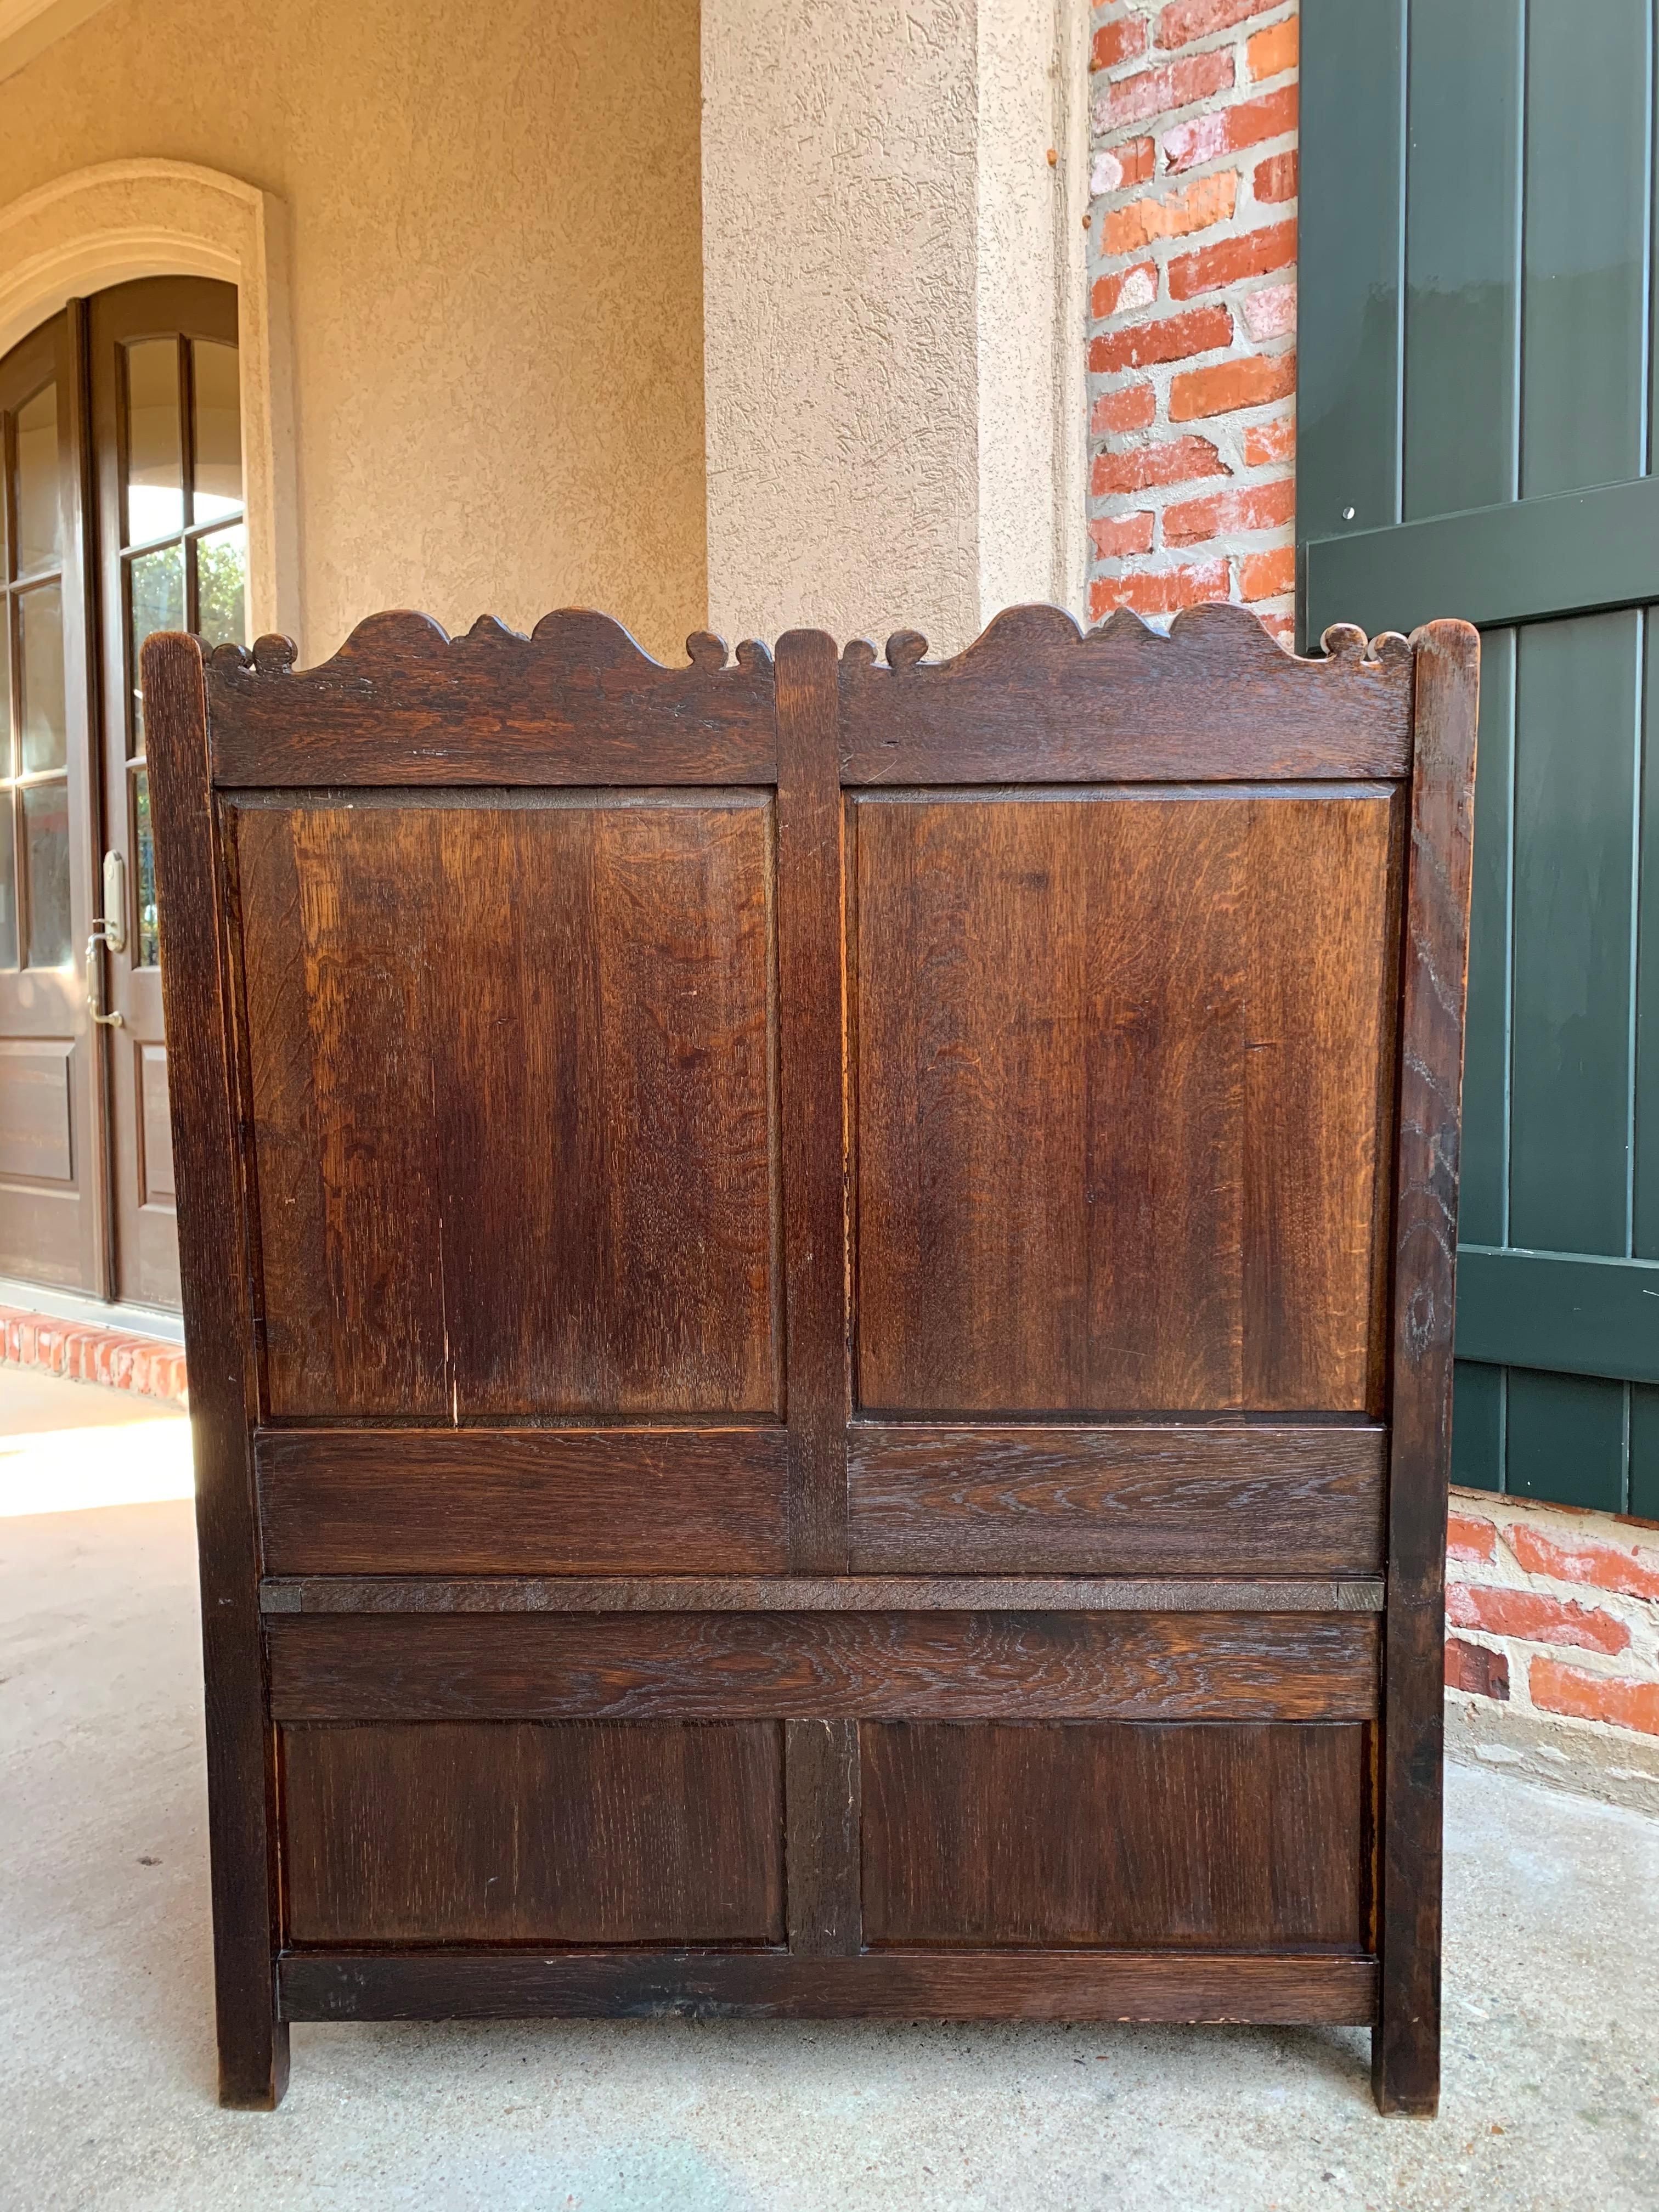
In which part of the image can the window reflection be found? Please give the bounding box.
[22,778,70,968]
[124,340,184,544]
[128,543,183,748]
[14,383,60,574]
[134,768,159,966]
[191,341,242,523]
[195,523,246,650]
[0,801,15,969]
[18,584,66,774]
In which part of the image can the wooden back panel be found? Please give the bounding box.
[144,602,1477,2117]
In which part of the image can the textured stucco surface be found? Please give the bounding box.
[1,1382,1655,2210]
[0,0,707,664]
[702,0,981,654]
[701,0,1086,657]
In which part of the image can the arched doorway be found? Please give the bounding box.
[1,276,245,1308]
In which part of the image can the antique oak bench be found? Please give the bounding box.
[143,602,1477,2114]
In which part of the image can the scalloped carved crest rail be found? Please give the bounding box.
[203,601,1415,786]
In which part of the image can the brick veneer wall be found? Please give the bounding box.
[1086,0,1298,637]
[0,1305,188,1404]
[1084,0,1659,1776]
[1447,1495,1659,1760]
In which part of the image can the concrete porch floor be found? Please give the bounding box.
[1,1376,1655,2211]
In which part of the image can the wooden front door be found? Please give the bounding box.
[90,278,245,1310]
[0,278,244,1308]
[0,310,100,1292]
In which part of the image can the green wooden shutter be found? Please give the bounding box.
[1299,0,1659,1517]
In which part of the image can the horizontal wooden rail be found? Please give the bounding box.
[259,1575,1387,1615]
[1454,1245,1659,1386]
[1304,476,1659,640]
[255,1427,788,1576]
[848,1424,1387,1576]
[278,1947,1378,2025]
[265,1610,1380,1723]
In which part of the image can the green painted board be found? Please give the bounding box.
[1508,613,1638,1258]
[1455,1248,1659,1385]
[1303,477,1659,644]
[1403,0,1521,522]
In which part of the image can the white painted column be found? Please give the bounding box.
[701,0,1088,657]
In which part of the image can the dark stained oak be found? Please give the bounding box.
[233,790,778,1420]
[279,1948,1379,2025]
[847,1424,1386,1575]
[775,630,851,1571]
[785,1719,862,1955]
[260,1575,1386,1615]
[852,783,1402,1414]
[207,612,778,786]
[1371,623,1480,2117]
[255,1428,788,1576]
[146,602,1476,2114]
[143,633,288,2108]
[861,1722,1367,1949]
[281,1721,783,1946]
[838,603,1414,785]
[265,1610,1379,1724]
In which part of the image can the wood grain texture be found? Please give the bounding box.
[847,1425,1386,1575]
[785,1719,861,1955]
[861,1722,1367,1949]
[206,614,778,786]
[233,791,778,1420]
[1372,621,1479,2117]
[260,1575,1387,1616]
[775,631,851,1569]
[838,604,1413,785]
[279,1947,1378,2025]
[853,785,1402,1413]
[266,1610,1380,1724]
[281,1721,783,1945]
[255,1428,788,1576]
[142,633,288,2109]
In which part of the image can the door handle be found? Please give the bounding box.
[87,850,127,1029]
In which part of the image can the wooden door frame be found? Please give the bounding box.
[0,302,108,1296]
[90,274,241,1309]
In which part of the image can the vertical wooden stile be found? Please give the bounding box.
[1372,620,1479,2116]
[775,629,861,1953]
[143,631,287,2107]
[785,1719,862,1955]
[773,630,850,1573]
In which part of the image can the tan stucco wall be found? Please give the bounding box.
[0,0,706,664]
[699,0,1089,659]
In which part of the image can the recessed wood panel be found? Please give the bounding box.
[847,1423,1387,1575]
[255,1427,788,1576]
[0,1039,74,1182]
[853,787,1402,1414]
[138,1044,174,1201]
[266,1610,1380,1724]
[861,1720,1367,1949]
[233,792,778,1419]
[281,1720,783,1945]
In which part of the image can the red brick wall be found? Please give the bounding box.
[1087,0,1298,639]
[0,1305,188,1404]
[1447,1496,1659,1746]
